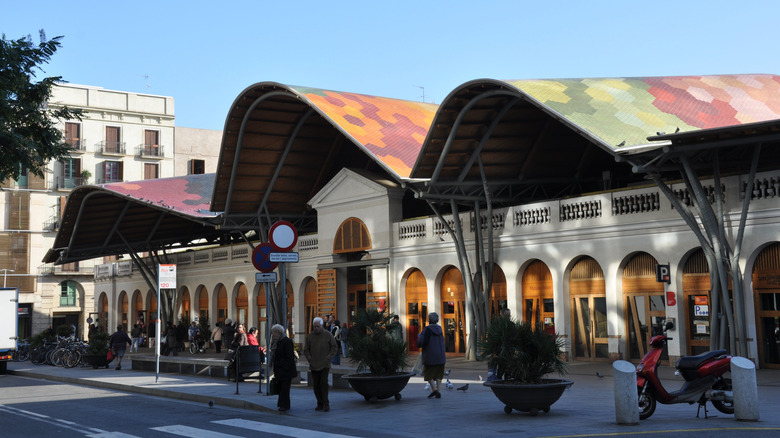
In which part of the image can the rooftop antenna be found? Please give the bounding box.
[137,74,151,91]
[415,85,425,103]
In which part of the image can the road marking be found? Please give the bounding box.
[0,404,107,435]
[151,425,238,438]
[214,418,362,438]
[538,426,780,438]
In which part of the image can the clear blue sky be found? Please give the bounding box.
[4,1,779,131]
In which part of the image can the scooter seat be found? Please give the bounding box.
[676,349,728,370]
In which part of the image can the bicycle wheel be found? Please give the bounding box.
[30,347,46,365]
[63,350,81,368]
[189,342,197,354]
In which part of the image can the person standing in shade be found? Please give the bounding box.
[130,324,142,353]
[388,315,403,342]
[109,324,132,370]
[211,322,223,353]
[331,320,341,365]
[271,323,296,412]
[340,322,350,358]
[304,317,338,412]
[222,318,235,352]
[417,312,446,399]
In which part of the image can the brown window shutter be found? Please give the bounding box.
[316,269,337,317]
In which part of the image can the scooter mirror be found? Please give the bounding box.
[664,321,675,331]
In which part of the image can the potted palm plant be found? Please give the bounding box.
[342,309,414,403]
[480,317,572,415]
[83,332,111,368]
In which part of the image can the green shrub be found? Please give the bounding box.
[348,309,408,376]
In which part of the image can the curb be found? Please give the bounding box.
[7,369,280,415]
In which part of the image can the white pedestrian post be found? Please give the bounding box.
[731,356,759,421]
[613,360,639,425]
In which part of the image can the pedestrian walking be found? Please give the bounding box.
[109,324,132,370]
[211,322,223,353]
[130,324,142,353]
[417,312,446,399]
[303,317,338,412]
[222,318,235,350]
[340,322,349,358]
[271,323,297,412]
[331,320,341,365]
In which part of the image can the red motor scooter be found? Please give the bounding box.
[636,321,734,420]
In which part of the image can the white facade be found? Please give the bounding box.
[93,167,780,367]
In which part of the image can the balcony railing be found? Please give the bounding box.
[38,264,95,276]
[50,176,85,190]
[66,139,86,153]
[97,141,126,155]
[136,144,164,158]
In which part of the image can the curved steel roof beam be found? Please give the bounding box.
[224,90,294,220]
[456,97,520,183]
[429,89,520,186]
[257,107,316,219]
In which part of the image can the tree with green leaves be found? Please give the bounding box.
[0,30,80,182]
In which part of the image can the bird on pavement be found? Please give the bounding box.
[596,372,604,379]
[478,375,483,381]
[457,384,469,392]
[424,382,431,390]
[443,369,451,377]
[208,400,214,408]
[445,379,454,390]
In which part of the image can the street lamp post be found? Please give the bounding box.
[1,269,14,287]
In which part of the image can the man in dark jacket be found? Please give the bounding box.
[303,317,338,412]
[109,325,132,370]
[222,318,235,352]
[271,323,297,412]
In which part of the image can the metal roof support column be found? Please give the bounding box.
[224,91,292,221]
[145,211,167,247]
[731,143,761,357]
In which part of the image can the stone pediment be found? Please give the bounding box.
[309,168,402,210]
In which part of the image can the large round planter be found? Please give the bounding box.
[483,379,573,415]
[82,353,112,369]
[342,372,415,403]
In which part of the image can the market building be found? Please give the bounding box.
[45,75,780,369]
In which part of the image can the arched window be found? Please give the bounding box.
[333,217,371,253]
[60,280,78,306]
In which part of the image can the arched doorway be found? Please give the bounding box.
[196,285,208,321]
[303,278,317,335]
[521,260,555,331]
[99,292,109,333]
[570,256,608,361]
[752,243,780,369]
[216,284,227,324]
[118,291,129,329]
[405,269,427,351]
[235,283,248,326]
[682,249,718,356]
[623,252,666,362]
[441,267,466,355]
[257,284,267,347]
[488,265,507,319]
[180,287,191,320]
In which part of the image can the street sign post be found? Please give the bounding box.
[255,272,278,283]
[270,252,299,263]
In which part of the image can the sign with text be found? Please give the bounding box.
[158,264,177,289]
[656,264,670,283]
[255,272,278,283]
[270,252,299,263]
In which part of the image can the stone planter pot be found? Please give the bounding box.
[483,378,573,415]
[342,371,415,403]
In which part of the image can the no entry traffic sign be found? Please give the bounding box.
[269,220,298,252]
[252,243,278,273]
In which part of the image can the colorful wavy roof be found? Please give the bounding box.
[292,86,438,178]
[100,173,216,218]
[505,75,780,148]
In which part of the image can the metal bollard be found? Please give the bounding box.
[731,356,759,421]
[613,360,639,425]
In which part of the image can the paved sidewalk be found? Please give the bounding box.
[6,354,780,438]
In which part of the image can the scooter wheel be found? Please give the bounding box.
[638,388,656,420]
[711,378,735,415]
